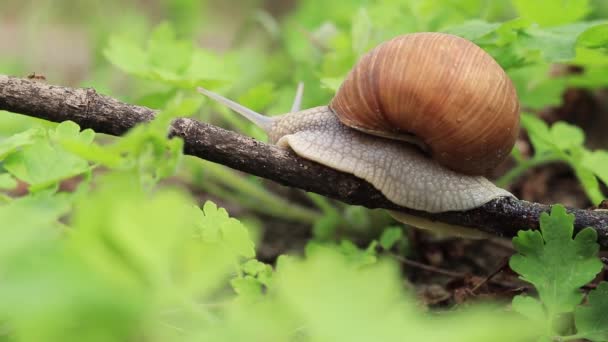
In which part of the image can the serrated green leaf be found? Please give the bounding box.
[241,259,269,276]
[379,227,403,250]
[510,205,602,318]
[337,240,377,267]
[104,22,238,89]
[51,121,96,147]
[231,276,263,299]
[241,259,273,288]
[197,201,255,259]
[520,113,607,203]
[512,0,590,26]
[574,282,608,341]
[53,121,80,139]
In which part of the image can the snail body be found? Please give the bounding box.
[197,32,519,218]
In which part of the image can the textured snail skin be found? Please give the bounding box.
[331,32,520,175]
[269,106,513,213]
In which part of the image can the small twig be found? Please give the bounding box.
[470,257,510,294]
[2,75,608,245]
[390,253,466,278]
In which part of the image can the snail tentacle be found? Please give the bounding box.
[197,87,274,132]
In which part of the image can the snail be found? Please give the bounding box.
[197,32,520,235]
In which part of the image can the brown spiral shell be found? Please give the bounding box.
[329,32,520,175]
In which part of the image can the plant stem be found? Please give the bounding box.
[496,155,561,187]
[559,333,584,341]
[306,192,339,216]
[189,160,321,223]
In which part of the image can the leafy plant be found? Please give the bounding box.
[1,1,608,341]
[497,113,608,205]
[0,119,540,341]
[510,205,608,341]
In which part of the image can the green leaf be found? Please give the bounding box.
[550,122,585,150]
[312,212,340,240]
[51,121,95,144]
[520,113,554,154]
[0,173,17,190]
[0,129,42,160]
[241,259,270,276]
[181,50,239,86]
[237,82,276,112]
[574,282,608,341]
[4,139,90,192]
[510,205,602,318]
[339,240,377,267]
[305,240,378,268]
[522,23,599,62]
[230,276,263,299]
[351,8,372,56]
[512,0,590,26]
[577,24,608,48]
[104,22,238,89]
[512,295,546,323]
[103,35,148,76]
[573,165,605,205]
[273,248,536,342]
[3,122,97,191]
[583,150,608,187]
[71,173,236,297]
[379,227,403,250]
[147,22,193,73]
[60,139,126,168]
[196,201,255,259]
[444,20,500,41]
[0,192,70,260]
[509,66,568,109]
[344,206,371,231]
[519,113,607,203]
[320,76,343,93]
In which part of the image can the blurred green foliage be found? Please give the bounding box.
[1,0,608,340]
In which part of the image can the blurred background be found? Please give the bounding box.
[2,0,608,262]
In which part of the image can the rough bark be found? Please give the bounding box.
[2,75,608,245]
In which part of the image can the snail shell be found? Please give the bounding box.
[330,32,520,175]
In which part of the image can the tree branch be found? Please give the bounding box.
[1,75,608,246]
